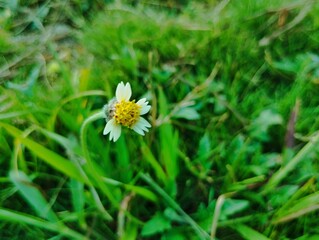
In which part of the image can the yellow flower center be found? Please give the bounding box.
[114,100,140,127]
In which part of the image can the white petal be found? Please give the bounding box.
[137,98,151,115]
[109,130,113,141]
[103,119,115,135]
[140,105,151,115]
[136,98,147,105]
[132,117,151,135]
[138,117,151,128]
[109,123,121,142]
[132,124,145,135]
[135,119,149,132]
[123,82,132,101]
[116,82,125,101]
[103,119,122,142]
[112,124,121,141]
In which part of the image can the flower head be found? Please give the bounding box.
[103,82,151,142]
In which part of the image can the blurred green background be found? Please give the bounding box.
[1,0,319,239]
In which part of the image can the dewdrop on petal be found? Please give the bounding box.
[103,82,151,142]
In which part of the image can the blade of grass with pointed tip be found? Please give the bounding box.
[39,126,113,221]
[47,90,106,131]
[0,122,88,184]
[141,141,167,184]
[0,110,36,120]
[69,178,86,228]
[116,137,132,183]
[158,89,179,181]
[140,173,210,240]
[10,170,58,222]
[232,224,270,240]
[0,208,85,240]
[272,191,319,224]
[263,132,319,194]
[101,177,158,202]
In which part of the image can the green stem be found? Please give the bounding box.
[80,111,105,163]
[80,110,118,206]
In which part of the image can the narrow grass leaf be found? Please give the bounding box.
[140,173,210,240]
[120,221,138,240]
[69,179,85,227]
[0,110,34,120]
[232,224,270,240]
[47,90,106,131]
[159,123,179,180]
[123,184,158,203]
[116,137,132,183]
[0,122,88,184]
[274,178,315,217]
[10,170,59,222]
[0,208,85,240]
[158,89,179,181]
[272,191,319,224]
[141,141,167,183]
[263,133,319,193]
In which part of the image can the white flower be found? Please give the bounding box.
[103,82,151,142]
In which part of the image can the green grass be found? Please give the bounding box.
[1,0,319,239]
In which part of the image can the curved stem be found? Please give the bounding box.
[80,111,105,164]
[80,110,118,206]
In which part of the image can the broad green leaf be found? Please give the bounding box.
[195,133,213,170]
[197,133,211,158]
[141,212,171,236]
[249,109,283,141]
[164,208,185,223]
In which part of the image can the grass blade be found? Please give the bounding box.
[69,179,86,228]
[0,208,85,240]
[140,173,210,240]
[0,122,88,184]
[232,224,270,240]
[272,191,319,224]
[141,141,167,183]
[263,132,319,194]
[10,170,59,222]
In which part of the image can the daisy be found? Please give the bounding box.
[103,82,151,142]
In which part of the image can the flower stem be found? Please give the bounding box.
[80,111,105,164]
[80,110,118,206]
